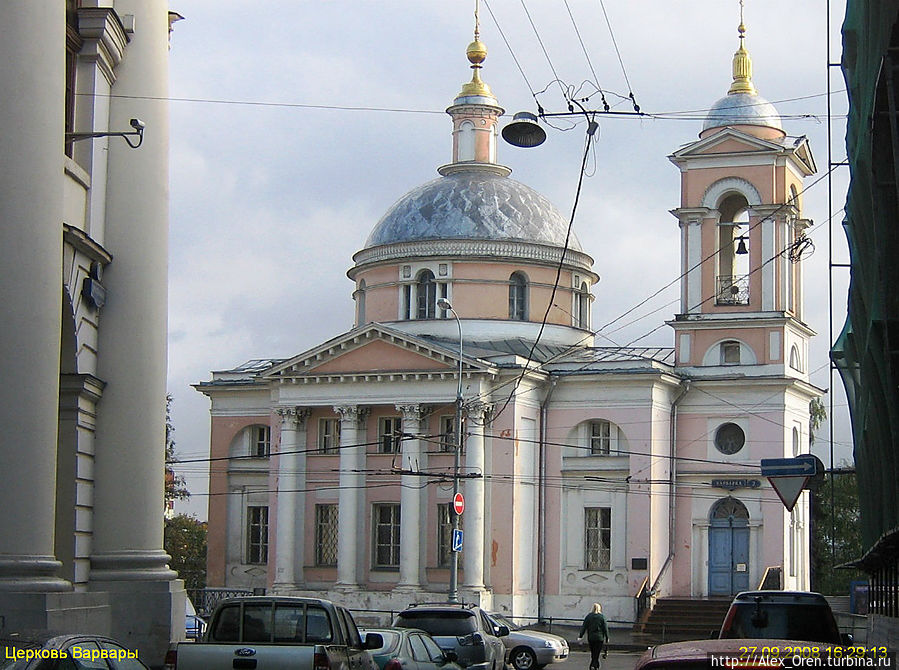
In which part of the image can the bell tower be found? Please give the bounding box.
[667,12,817,378]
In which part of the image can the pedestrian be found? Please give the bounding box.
[578,603,609,670]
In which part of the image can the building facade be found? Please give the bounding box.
[198,22,819,622]
[0,1,184,661]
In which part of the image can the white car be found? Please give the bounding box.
[486,613,569,670]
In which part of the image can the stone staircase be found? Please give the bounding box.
[634,598,732,644]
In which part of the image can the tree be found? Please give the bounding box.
[811,463,865,594]
[164,513,207,590]
[165,393,190,509]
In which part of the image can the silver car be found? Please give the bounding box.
[486,613,569,670]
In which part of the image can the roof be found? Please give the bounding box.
[363,168,581,252]
[702,92,783,133]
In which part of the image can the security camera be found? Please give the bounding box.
[129,118,145,131]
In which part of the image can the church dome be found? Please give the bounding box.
[363,167,582,252]
[702,92,782,133]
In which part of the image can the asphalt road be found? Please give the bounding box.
[561,650,644,670]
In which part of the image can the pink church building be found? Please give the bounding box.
[197,22,819,624]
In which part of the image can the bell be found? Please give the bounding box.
[502,111,546,148]
[736,236,749,255]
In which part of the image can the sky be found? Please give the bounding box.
[166,1,853,519]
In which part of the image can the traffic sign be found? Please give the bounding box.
[760,457,817,477]
[453,492,465,516]
[767,476,809,512]
[452,528,463,552]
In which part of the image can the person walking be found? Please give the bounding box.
[578,603,609,670]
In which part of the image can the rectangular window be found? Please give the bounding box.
[379,417,402,454]
[253,425,271,457]
[246,506,269,565]
[437,503,461,567]
[439,415,457,452]
[373,503,401,568]
[315,504,339,566]
[721,341,741,365]
[403,285,412,320]
[318,418,340,454]
[584,507,611,571]
[590,420,611,455]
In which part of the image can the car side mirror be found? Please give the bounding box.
[443,651,459,664]
[363,633,383,650]
[496,625,510,638]
[841,633,854,646]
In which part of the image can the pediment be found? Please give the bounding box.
[670,128,785,160]
[261,323,486,380]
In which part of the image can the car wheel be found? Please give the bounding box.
[510,648,537,670]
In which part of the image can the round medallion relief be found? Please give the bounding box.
[714,422,745,455]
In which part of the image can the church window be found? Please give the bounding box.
[315,504,338,566]
[372,503,401,568]
[575,282,590,329]
[792,426,801,457]
[417,270,437,319]
[458,120,476,161]
[379,416,402,453]
[716,194,751,305]
[437,502,461,567]
[714,422,745,455]
[439,415,456,452]
[318,418,340,454]
[403,285,412,320]
[252,425,270,457]
[590,420,612,455]
[721,341,741,365]
[509,272,528,320]
[584,507,611,570]
[790,345,803,372]
[246,506,269,564]
[65,0,83,157]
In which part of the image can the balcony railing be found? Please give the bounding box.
[716,274,750,305]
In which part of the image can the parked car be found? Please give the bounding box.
[164,595,382,670]
[485,613,568,670]
[185,613,207,641]
[393,603,508,670]
[718,591,849,645]
[0,631,150,669]
[634,636,847,670]
[360,627,464,670]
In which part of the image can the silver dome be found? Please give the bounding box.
[702,92,783,133]
[364,169,581,251]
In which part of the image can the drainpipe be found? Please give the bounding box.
[652,378,691,596]
[537,375,557,622]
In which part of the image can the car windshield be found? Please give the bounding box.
[721,604,841,643]
[395,612,477,636]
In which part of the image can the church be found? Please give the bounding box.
[197,16,820,623]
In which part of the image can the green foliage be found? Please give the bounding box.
[165,393,190,508]
[165,513,207,590]
[809,397,827,444]
[811,465,866,594]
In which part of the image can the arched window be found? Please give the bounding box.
[716,193,751,305]
[509,272,528,320]
[356,279,366,326]
[416,270,437,319]
[576,282,590,329]
[789,345,803,371]
[458,120,476,161]
[792,426,801,457]
[711,497,749,521]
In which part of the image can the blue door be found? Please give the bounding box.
[709,498,750,596]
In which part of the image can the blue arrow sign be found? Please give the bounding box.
[760,457,817,477]
[452,528,463,553]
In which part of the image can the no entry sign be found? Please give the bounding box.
[453,492,465,516]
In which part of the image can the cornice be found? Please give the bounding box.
[77,7,129,86]
[63,224,113,265]
[350,239,595,277]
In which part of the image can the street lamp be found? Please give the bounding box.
[437,297,463,603]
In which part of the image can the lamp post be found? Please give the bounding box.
[437,297,463,603]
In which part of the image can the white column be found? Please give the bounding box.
[335,405,366,588]
[90,0,176,584]
[397,404,423,589]
[463,403,491,590]
[0,0,69,592]
[274,408,308,592]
